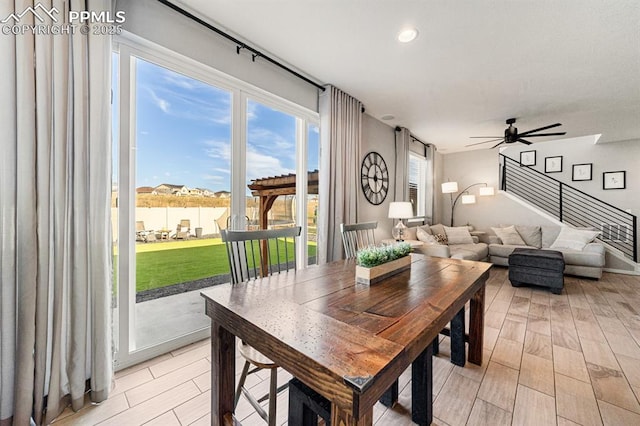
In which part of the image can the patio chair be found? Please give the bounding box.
[221,227,301,426]
[174,219,191,239]
[135,221,156,242]
[340,221,377,258]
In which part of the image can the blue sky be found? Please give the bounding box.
[126,57,319,193]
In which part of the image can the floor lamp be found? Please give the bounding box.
[441,182,494,226]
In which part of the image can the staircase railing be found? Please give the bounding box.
[500,154,637,262]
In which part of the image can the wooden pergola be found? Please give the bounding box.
[248,170,319,230]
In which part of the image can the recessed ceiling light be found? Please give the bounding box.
[381,114,395,121]
[397,28,418,43]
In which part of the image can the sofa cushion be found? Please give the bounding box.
[430,223,446,236]
[450,243,488,261]
[492,226,526,245]
[404,226,417,241]
[489,243,537,258]
[444,226,474,244]
[417,227,440,244]
[553,247,605,267]
[514,225,542,248]
[550,227,600,251]
[541,226,561,248]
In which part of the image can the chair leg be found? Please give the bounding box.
[235,361,251,408]
[268,368,278,426]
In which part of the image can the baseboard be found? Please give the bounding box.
[603,267,640,276]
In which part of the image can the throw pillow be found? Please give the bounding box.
[515,225,542,248]
[550,227,600,251]
[430,223,446,237]
[443,226,474,245]
[491,225,527,246]
[434,233,448,244]
[417,227,439,244]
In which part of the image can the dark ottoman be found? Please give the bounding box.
[508,248,565,294]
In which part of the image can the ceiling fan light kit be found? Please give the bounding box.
[467,118,567,149]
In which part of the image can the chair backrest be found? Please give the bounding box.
[221,227,302,284]
[136,221,145,232]
[180,219,190,229]
[340,221,377,259]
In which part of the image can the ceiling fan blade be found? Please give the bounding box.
[518,123,562,136]
[465,139,504,147]
[491,141,505,149]
[517,132,567,137]
[469,136,502,139]
[517,138,533,145]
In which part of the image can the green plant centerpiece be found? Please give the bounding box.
[355,242,412,284]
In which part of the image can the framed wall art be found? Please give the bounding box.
[520,150,536,167]
[572,163,592,181]
[545,156,563,173]
[603,171,626,190]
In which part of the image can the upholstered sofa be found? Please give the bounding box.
[486,224,605,279]
[403,223,489,261]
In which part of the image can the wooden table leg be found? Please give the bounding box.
[411,343,434,426]
[331,405,373,426]
[450,308,466,367]
[211,320,235,426]
[468,282,486,366]
[379,380,399,407]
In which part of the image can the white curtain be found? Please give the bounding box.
[317,86,363,263]
[0,1,113,424]
[394,127,411,201]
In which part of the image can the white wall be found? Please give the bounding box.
[118,0,318,111]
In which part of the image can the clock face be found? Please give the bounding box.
[360,151,389,205]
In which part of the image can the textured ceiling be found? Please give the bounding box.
[177,0,640,152]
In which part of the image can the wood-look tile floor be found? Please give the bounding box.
[53,267,640,425]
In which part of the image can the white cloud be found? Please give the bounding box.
[147,88,170,113]
[246,147,294,181]
[203,174,225,181]
[203,139,294,181]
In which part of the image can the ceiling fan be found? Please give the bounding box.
[466,118,566,149]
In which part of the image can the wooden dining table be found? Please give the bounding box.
[201,254,491,426]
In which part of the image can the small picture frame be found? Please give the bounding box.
[603,171,626,190]
[545,156,563,173]
[520,150,536,166]
[572,163,592,181]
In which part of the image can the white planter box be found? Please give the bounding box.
[355,255,412,285]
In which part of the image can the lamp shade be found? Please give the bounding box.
[461,194,476,204]
[388,201,414,219]
[479,186,495,196]
[441,181,459,194]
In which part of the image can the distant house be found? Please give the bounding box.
[136,186,154,194]
[189,188,203,196]
[214,190,231,198]
[197,188,214,197]
[154,183,189,196]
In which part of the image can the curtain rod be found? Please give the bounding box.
[156,0,326,91]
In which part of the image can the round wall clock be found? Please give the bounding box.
[360,151,389,205]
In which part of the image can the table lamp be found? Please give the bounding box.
[388,201,414,241]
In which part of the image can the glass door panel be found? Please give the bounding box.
[245,100,297,231]
[131,57,232,350]
[307,124,319,264]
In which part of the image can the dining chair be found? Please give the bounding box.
[221,226,301,426]
[340,221,377,258]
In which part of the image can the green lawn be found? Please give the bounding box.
[136,239,316,293]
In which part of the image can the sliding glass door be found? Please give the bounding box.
[113,38,319,368]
